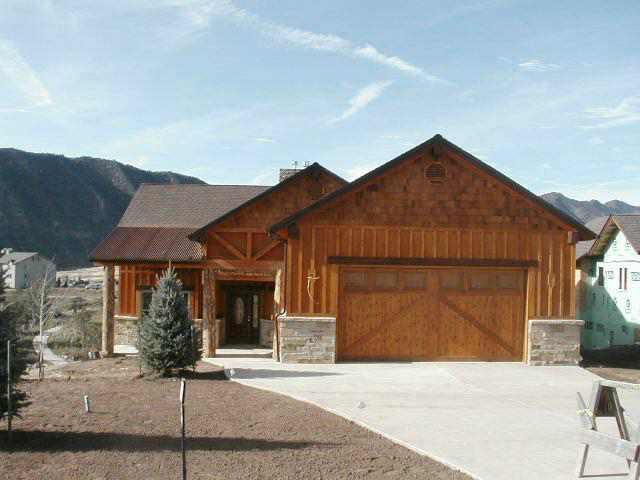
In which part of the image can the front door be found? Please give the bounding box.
[226,290,259,344]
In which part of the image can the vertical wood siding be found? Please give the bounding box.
[118,265,202,318]
[287,227,575,319]
[283,147,578,321]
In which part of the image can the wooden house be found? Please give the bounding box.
[92,135,594,365]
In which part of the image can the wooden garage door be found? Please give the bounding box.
[338,267,526,361]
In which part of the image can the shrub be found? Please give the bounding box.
[0,273,30,421]
[138,267,199,376]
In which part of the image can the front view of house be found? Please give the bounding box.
[92,135,595,365]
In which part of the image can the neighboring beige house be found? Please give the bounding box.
[0,248,56,289]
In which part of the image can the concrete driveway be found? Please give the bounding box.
[206,356,640,480]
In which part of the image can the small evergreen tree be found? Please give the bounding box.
[1,272,30,422]
[138,268,199,376]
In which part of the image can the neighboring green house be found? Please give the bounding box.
[576,215,640,350]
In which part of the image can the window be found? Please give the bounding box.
[497,272,521,290]
[140,289,191,318]
[440,271,464,290]
[597,267,604,286]
[344,271,367,291]
[619,268,628,290]
[140,290,153,317]
[403,272,427,290]
[585,321,593,330]
[374,271,398,290]
[470,272,493,290]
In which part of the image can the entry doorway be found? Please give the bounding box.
[225,287,261,344]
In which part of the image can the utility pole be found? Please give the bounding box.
[7,339,12,444]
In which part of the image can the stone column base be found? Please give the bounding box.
[278,315,336,364]
[527,319,584,366]
[260,319,274,348]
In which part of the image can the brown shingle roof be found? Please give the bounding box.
[119,184,269,228]
[91,184,269,262]
[91,227,202,262]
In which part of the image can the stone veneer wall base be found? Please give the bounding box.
[278,315,336,364]
[527,319,584,366]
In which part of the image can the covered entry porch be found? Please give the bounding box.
[101,263,278,356]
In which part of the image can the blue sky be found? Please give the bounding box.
[1,1,639,202]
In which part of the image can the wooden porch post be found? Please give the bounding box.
[202,267,217,358]
[101,265,115,357]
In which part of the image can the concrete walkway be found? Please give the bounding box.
[33,325,70,368]
[205,355,640,480]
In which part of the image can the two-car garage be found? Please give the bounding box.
[337,267,526,361]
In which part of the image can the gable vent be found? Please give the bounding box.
[425,162,446,183]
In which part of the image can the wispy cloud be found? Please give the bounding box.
[160,0,446,83]
[582,95,640,130]
[252,137,277,144]
[341,162,382,181]
[0,38,53,108]
[101,108,256,164]
[518,59,561,72]
[588,136,604,145]
[250,168,277,185]
[329,81,392,124]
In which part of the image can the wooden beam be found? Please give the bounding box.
[327,256,538,268]
[210,232,246,260]
[206,259,283,270]
[101,265,115,357]
[578,430,639,462]
[202,268,217,357]
[253,239,282,260]
[247,232,253,260]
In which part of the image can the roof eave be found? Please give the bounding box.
[188,162,347,242]
[269,135,597,240]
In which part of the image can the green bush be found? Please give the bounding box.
[138,267,199,376]
[1,273,30,421]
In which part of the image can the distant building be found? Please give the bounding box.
[0,248,56,289]
[576,215,640,349]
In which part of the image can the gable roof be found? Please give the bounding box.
[188,163,347,241]
[586,214,640,257]
[0,251,38,264]
[269,134,596,241]
[91,184,269,262]
[119,184,270,228]
[576,216,608,260]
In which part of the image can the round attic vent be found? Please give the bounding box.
[425,161,446,183]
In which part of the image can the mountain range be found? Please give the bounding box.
[540,192,640,224]
[0,148,204,268]
[1,148,638,268]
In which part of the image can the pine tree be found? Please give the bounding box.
[1,272,29,422]
[138,267,199,376]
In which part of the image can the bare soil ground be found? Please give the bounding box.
[582,345,640,384]
[586,366,640,384]
[1,357,468,480]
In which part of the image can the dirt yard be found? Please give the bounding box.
[1,357,468,480]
